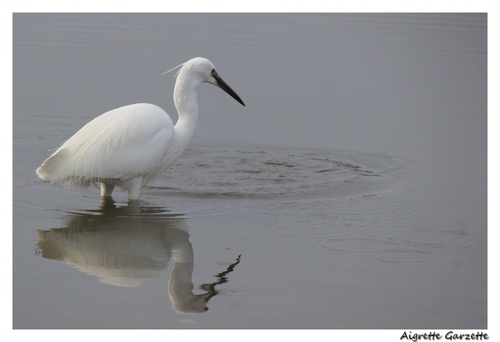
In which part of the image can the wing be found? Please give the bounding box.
[36,103,174,187]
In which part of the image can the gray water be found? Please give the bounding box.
[13,13,487,329]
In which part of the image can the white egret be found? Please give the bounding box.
[36,57,245,200]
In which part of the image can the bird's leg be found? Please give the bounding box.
[126,177,143,201]
[100,183,115,197]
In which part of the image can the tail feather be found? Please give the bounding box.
[36,149,90,188]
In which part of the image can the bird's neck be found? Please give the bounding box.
[174,77,200,119]
[173,79,200,143]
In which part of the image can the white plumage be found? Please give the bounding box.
[36,57,245,200]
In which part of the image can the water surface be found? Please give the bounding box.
[13,13,487,329]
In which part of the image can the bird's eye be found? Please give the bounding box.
[211,69,217,77]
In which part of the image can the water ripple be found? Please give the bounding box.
[364,250,437,264]
[147,146,413,201]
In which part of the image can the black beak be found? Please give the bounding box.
[214,74,246,107]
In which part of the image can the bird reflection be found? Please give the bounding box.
[35,197,241,313]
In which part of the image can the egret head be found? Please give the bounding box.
[167,57,246,107]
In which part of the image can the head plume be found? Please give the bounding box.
[161,62,184,78]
